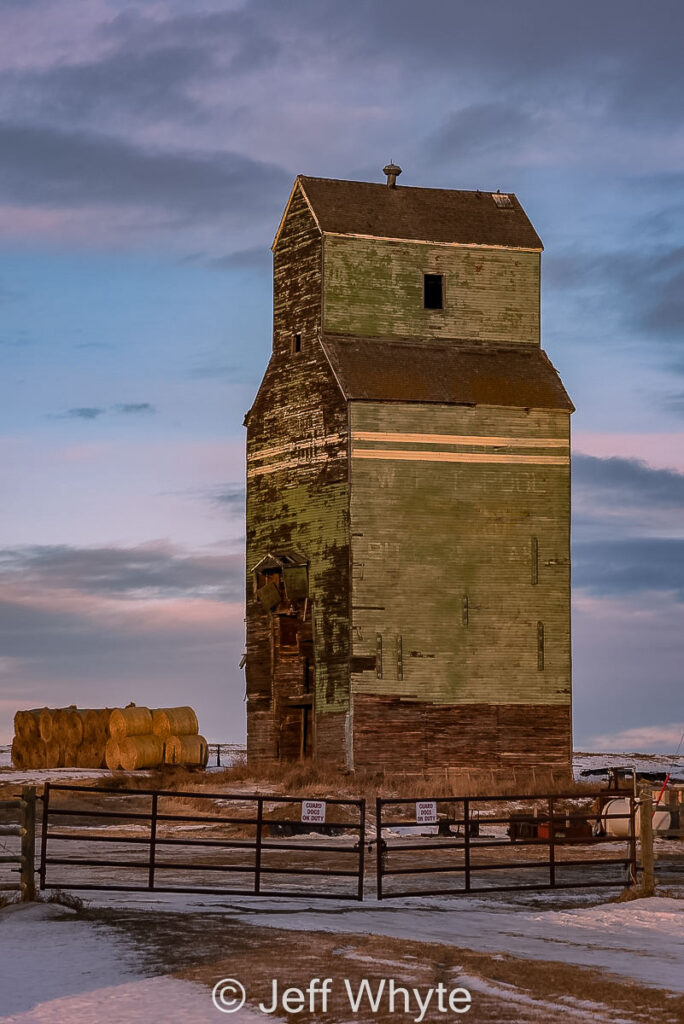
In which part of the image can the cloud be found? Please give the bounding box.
[573,453,684,510]
[115,402,155,415]
[430,104,543,162]
[588,723,684,754]
[0,537,248,742]
[0,586,246,743]
[574,538,684,600]
[212,485,245,511]
[0,121,289,222]
[207,247,272,272]
[665,393,684,416]
[66,407,104,420]
[0,541,243,602]
[572,455,684,599]
[545,244,684,361]
[4,44,211,125]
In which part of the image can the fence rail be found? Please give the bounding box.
[35,784,649,903]
[376,792,637,900]
[40,783,365,900]
[0,788,36,899]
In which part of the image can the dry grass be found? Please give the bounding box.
[92,760,606,805]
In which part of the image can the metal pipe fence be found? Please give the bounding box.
[375,792,637,900]
[40,783,365,900]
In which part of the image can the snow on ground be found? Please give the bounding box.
[0,902,274,1024]
[235,894,684,993]
[75,888,684,994]
[573,752,684,781]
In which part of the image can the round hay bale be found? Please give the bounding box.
[51,708,72,744]
[62,744,79,768]
[118,735,163,771]
[84,709,109,744]
[39,708,55,742]
[63,709,88,747]
[44,739,63,768]
[152,707,199,739]
[11,736,30,769]
[30,743,47,769]
[109,707,153,741]
[164,734,208,767]
[14,709,44,743]
[76,743,103,769]
[105,738,121,771]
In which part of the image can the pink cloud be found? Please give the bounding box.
[574,431,684,473]
[589,724,684,754]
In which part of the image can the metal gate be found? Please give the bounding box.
[40,783,365,900]
[375,792,637,899]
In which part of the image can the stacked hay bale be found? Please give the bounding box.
[108,706,163,771]
[12,709,47,769]
[12,706,112,768]
[154,707,208,768]
[11,703,205,772]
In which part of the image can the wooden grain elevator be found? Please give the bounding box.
[244,166,574,773]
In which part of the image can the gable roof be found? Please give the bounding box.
[286,176,542,250]
[321,335,573,411]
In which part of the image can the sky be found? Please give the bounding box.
[1,0,683,753]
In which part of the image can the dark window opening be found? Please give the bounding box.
[423,274,443,310]
[278,614,299,650]
[292,332,302,354]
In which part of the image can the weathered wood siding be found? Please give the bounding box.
[245,184,350,764]
[348,401,571,768]
[323,236,540,345]
[353,697,571,771]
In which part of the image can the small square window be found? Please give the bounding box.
[292,333,302,354]
[423,274,443,310]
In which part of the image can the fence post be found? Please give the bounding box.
[463,798,471,893]
[20,786,36,902]
[628,793,638,886]
[357,800,366,902]
[639,782,655,897]
[148,793,158,891]
[547,796,556,889]
[254,798,263,895]
[375,799,383,901]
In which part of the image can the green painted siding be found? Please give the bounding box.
[246,185,351,764]
[349,402,571,707]
[324,235,540,344]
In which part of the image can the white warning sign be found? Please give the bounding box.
[301,800,326,824]
[416,800,438,824]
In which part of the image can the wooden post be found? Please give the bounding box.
[254,797,263,895]
[639,781,655,897]
[20,786,36,902]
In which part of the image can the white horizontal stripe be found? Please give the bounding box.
[323,230,542,253]
[248,432,345,463]
[352,448,569,466]
[353,431,568,448]
[248,452,346,478]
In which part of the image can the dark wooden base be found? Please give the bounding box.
[352,695,571,773]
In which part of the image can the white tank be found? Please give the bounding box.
[602,798,671,837]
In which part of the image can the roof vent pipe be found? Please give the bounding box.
[383,162,402,188]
